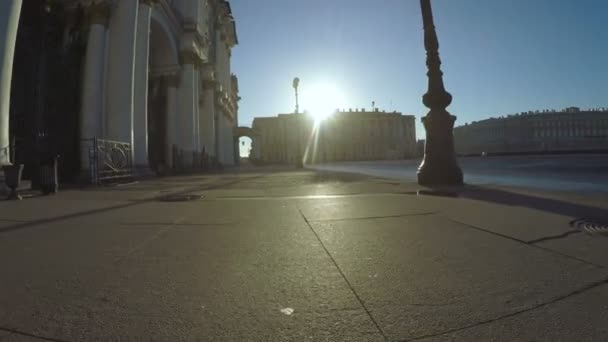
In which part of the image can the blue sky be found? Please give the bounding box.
[231,0,608,154]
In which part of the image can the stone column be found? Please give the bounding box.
[214,87,222,160]
[0,0,22,166]
[177,52,199,164]
[80,2,109,170]
[225,116,235,166]
[200,64,216,157]
[133,0,154,172]
[105,0,138,147]
[165,74,179,168]
[193,72,201,153]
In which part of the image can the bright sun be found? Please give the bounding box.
[302,83,346,122]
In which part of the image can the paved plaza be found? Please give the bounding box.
[0,168,607,341]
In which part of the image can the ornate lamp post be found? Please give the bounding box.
[293,77,300,114]
[417,0,463,186]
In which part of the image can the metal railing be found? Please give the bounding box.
[83,138,133,184]
[171,145,221,173]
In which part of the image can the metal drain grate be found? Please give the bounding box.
[570,218,608,236]
[159,194,204,202]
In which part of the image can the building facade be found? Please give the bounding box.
[251,109,417,164]
[454,107,608,155]
[0,0,239,182]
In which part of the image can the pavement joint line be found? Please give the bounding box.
[0,328,69,342]
[0,175,264,235]
[447,218,605,269]
[297,207,389,342]
[400,276,608,342]
[210,192,423,201]
[119,216,188,261]
[308,211,440,223]
[118,221,238,227]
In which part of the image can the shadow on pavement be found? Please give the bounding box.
[457,185,608,222]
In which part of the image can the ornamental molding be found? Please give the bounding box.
[179,50,202,66]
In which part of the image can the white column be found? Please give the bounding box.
[216,109,225,164]
[105,0,138,147]
[201,85,216,156]
[80,3,109,169]
[0,0,22,166]
[200,65,215,157]
[225,116,235,166]
[177,57,199,162]
[133,0,153,170]
[165,74,179,168]
[194,74,201,152]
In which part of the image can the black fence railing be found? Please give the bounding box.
[171,145,222,173]
[83,138,133,184]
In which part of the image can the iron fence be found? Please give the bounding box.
[83,138,133,184]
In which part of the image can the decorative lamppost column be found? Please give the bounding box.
[417,0,463,186]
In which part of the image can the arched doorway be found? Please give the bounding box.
[147,15,178,173]
[233,126,261,165]
[239,136,252,158]
[8,1,84,181]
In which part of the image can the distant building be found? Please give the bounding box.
[250,109,416,164]
[454,107,608,155]
[416,139,425,157]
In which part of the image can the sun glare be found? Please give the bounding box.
[302,83,346,122]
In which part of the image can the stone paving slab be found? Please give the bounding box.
[537,233,608,268]
[308,212,608,341]
[422,284,608,342]
[0,196,132,222]
[0,169,606,341]
[1,334,44,341]
[441,198,576,242]
[0,211,384,341]
[66,198,298,226]
[297,194,442,222]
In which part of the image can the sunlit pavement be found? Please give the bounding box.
[0,168,607,341]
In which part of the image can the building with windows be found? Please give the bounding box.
[250,109,417,164]
[0,0,239,182]
[454,107,608,155]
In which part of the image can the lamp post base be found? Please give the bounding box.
[417,159,463,186]
[417,113,463,186]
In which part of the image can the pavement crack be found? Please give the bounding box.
[0,327,70,342]
[448,218,604,269]
[297,207,389,342]
[401,276,608,341]
[527,230,582,244]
